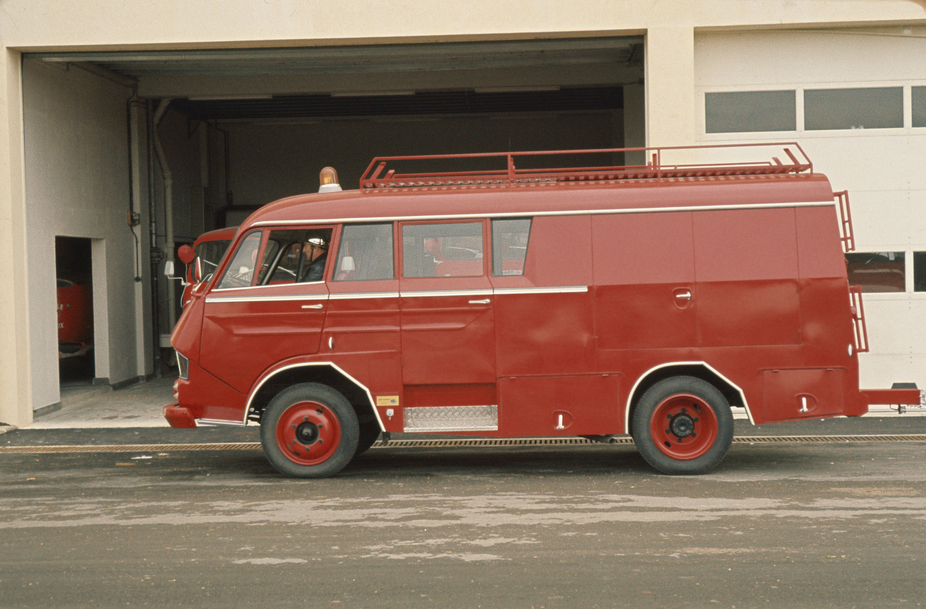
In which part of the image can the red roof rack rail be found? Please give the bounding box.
[359,143,814,192]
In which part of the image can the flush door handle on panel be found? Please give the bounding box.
[301,303,324,310]
[672,288,693,310]
[469,299,491,305]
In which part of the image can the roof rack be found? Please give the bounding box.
[359,143,813,192]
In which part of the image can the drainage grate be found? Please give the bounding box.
[372,434,926,449]
[1,434,924,455]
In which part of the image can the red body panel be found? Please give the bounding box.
[168,146,906,441]
[57,282,92,344]
[57,280,93,357]
[200,282,328,394]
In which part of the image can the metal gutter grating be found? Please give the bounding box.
[1,434,925,454]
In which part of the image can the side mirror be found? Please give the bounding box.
[165,260,189,286]
[178,244,195,265]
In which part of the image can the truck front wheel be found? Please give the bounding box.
[260,383,359,478]
[631,376,733,475]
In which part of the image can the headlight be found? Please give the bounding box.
[176,351,190,380]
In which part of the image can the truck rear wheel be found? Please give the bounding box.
[631,376,733,475]
[260,383,359,478]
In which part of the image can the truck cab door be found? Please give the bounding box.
[199,227,332,395]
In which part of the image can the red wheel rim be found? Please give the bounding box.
[274,400,342,466]
[648,393,718,461]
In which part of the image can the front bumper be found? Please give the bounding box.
[163,403,197,428]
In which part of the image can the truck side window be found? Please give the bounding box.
[264,240,302,284]
[265,229,332,285]
[216,230,262,289]
[492,218,531,276]
[402,222,484,278]
[335,223,395,281]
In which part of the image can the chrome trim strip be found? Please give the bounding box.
[625,361,753,430]
[212,281,323,294]
[401,289,494,298]
[329,291,400,300]
[198,418,247,427]
[494,286,588,295]
[206,293,329,304]
[176,352,190,380]
[251,200,835,227]
[210,287,590,302]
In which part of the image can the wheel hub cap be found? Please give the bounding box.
[295,420,320,446]
[669,410,696,438]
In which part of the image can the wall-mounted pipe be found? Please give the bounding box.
[152,99,176,331]
[127,94,149,378]
[146,101,160,376]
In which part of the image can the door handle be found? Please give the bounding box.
[674,291,691,301]
[468,299,491,305]
[301,303,324,310]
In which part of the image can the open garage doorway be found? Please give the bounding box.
[30,35,645,376]
[55,236,95,386]
[36,37,644,217]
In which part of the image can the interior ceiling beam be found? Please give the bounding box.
[32,37,642,77]
[29,37,642,122]
[135,62,643,98]
[170,86,625,121]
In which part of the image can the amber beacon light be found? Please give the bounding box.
[319,167,342,193]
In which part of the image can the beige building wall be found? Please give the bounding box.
[22,59,146,411]
[0,49,31,427]
[1,1,925,426]
[694,26,926,390]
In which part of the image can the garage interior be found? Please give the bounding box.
[26,35,645,408]
[43,36,644,224]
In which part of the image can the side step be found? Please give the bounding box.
[403,405,499,433]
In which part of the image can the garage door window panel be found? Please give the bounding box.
[805,87,903,131]
[705,90,796,134]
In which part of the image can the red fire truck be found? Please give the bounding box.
[164,144,923,478]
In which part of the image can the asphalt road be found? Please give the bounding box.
[2,419,925,609]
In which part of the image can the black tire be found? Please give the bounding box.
[631,376,733,475]
[353,422,382,458]
[260,383,359,478]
